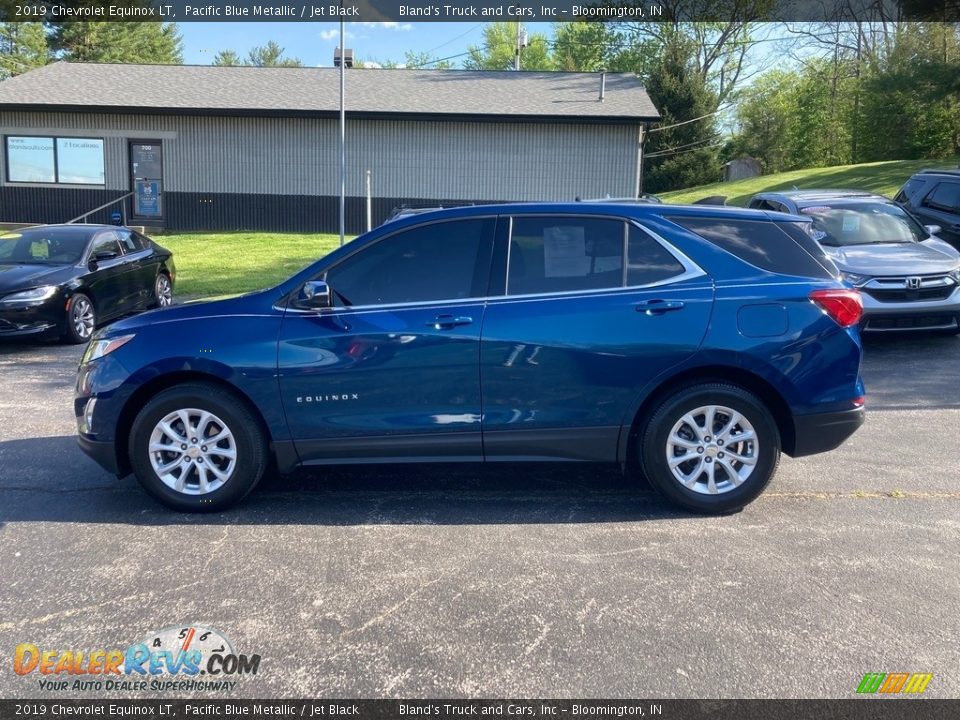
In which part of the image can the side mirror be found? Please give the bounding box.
[925,225,942,237]
[295,280,332,311]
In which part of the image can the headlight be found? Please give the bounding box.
[0,285,58,304]
[81,334,135,364]
[841,272,870,287]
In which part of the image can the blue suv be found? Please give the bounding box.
[75,204,865,514]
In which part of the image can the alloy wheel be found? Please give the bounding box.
[148,408,237,495]
[665,404,758,495]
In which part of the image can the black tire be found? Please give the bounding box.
[128,382,268,512]
[62,292,96,344]
[151,272,173,309]
[639,383,780,514]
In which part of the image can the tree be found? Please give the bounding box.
[642,31,720,193]
[212,50,242,67]
[464,22,553,71]
[50,22,182,64]
[0,22,49,79]
[211,41,302,68]
[551,22,613,72]
[245,41,302,68]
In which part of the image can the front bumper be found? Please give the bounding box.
[77,433,121,475]
[790,406,865,457]
[0,302,63,337]
[859,284,960,332]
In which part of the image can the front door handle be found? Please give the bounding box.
[635,299,685,315]
[427,315,473,330]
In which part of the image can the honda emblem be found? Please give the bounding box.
[905,277,921,290]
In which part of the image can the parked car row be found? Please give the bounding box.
[0,225,175,343]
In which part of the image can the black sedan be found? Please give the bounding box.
[0,224,175,343]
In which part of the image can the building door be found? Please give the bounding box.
[129,141,164,223]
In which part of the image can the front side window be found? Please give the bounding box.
[324,219,493,307]
[90,232,123,260]
[507,217,624,296]
[5,136,105,185]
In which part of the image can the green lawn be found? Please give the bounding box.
[159,231,347,298]
[659,157,960,206]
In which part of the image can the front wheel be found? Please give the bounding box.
[128,383,268,512]
[152,272,173,308]
[62,293,96,344]
[639,383,781,514]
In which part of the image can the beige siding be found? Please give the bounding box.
[0,111,640,200]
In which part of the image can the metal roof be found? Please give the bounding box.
[0,62,659,123]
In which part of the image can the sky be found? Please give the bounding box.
[178,21,556,67]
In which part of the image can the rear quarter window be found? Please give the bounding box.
[667,216,836,279]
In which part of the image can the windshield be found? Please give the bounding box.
[798,202,927,247]
[0,227,91,265]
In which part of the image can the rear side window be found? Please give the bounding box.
[923,182,960,212]
[508,217,624,295]
[627,225,685,286]
[117,229,144,252]
[668,216,834,279]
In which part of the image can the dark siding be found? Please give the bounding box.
[0,186,127,224]
[165,193,505,235]
[0,186,503,234]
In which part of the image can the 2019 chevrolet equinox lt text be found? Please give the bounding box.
[75,203,866,514]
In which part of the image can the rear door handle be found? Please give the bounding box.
[635,299,685,315]
[427,315,473,330]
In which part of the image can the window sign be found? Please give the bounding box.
[7,136,55,183]
[135,180,162,217]
[55,138,105,184]
[5,136,104,185]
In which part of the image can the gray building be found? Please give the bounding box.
[0,62,659,233]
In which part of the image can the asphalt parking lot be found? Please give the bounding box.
[1,332,958,699]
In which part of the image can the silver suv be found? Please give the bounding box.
[749,190,960,333]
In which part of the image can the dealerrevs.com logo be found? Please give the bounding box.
[13,625,261,693]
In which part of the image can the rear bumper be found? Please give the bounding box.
[790,407,865,457]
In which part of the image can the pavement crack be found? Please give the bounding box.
[342,574,445,637]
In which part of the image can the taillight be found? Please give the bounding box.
[810,288,863,328]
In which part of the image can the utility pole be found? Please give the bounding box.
[514,23,521,70]
[338,14,346,246]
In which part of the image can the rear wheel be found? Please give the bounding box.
[128,383,268,512]
[62,293,95,344]
[639,383,780,514]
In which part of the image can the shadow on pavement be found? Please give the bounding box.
[0,435,694,526]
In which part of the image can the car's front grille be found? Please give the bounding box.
[862,275,957,303]
[864,313,959,331]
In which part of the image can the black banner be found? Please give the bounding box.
[1,700,959,720]
[1,0,960,23]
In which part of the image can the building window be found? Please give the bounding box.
[5,136,105,185]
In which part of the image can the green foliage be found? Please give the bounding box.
[733,22,960,178]
[660,156,960,206]
[464,22,553,71]
[211,41,302,68]
[49,22,182,64]
[643,32,720,193]
[245,41,302,68]
[0,21,49,78]
[552,22,612,72]
[212,50,242,67]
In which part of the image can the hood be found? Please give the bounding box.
[0,263,73,292]
[104,288,280,335]
[824,241,960,276]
